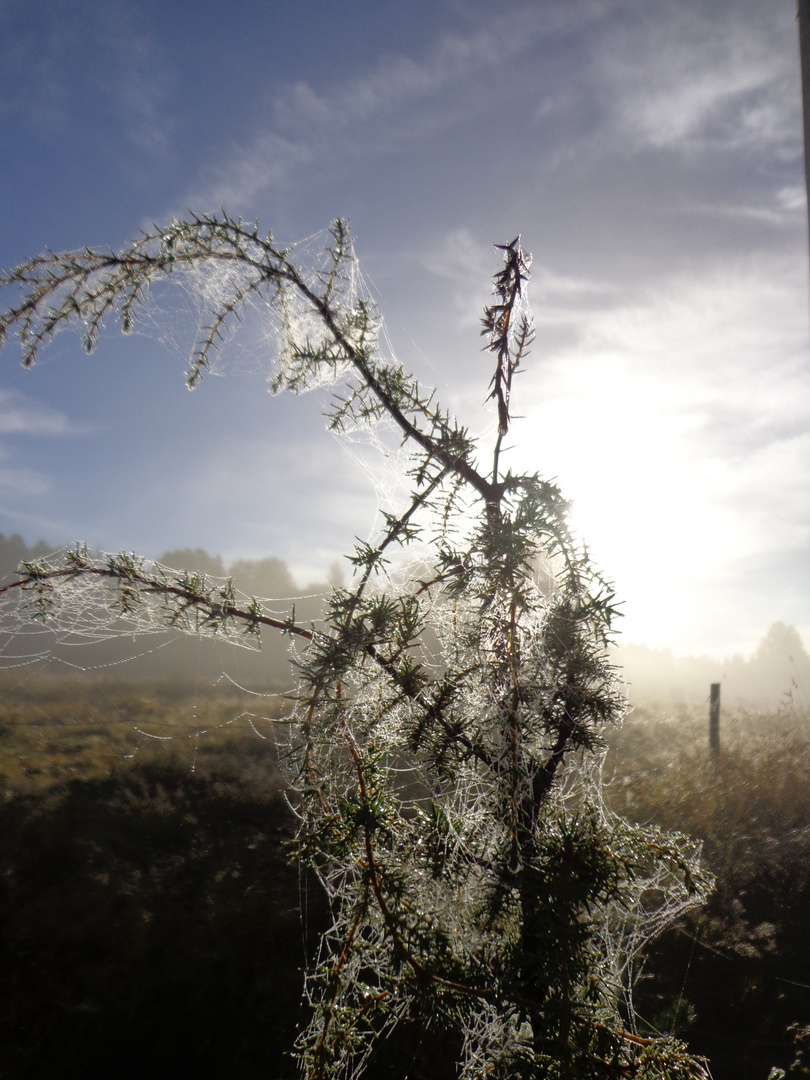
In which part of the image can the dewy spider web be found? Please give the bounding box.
[0,228,430,812]
[284,580,707,1077]
[0,223,418,670]
[0,219,712,1079]
[131,223,429,550]
[0,221,446,806]
[128,225,363,384]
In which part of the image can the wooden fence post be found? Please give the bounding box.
[709,683,721,761]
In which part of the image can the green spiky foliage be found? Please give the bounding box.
[0,216,711,1079]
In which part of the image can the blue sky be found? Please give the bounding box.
[1,0,807,658]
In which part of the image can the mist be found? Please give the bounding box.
[613,622,810,710]
[2,533,806,710]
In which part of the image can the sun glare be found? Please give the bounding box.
[518,356,721,651]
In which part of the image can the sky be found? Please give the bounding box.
[0,0,807,660]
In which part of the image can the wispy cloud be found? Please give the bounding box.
[0,390,79,437]
[178,0,802,247]
[0,461,51,497]
[415,227,495,329]
[0,390,82,501]
[181,4,613,212]
[105,28,174,157]
[476,241,809,653]
[665,197,804,229]
[418,226,622,335]
[570,255,809,431]
[0,0,173,156]
[598,5,800,158]
[778,185,807,213]
[187,132,317,214]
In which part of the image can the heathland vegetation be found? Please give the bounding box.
[1,675,808,1079]
[0,216,804,1079]
[2,531,806,711]
[2,532,808,1079]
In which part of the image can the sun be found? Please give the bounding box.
[513,356,714,651]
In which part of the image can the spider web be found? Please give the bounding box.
[0,224,710,1077]
[0,222,419,702]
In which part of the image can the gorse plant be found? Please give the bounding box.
[0,215,711,1079]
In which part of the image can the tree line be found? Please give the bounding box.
[3,532,804,708]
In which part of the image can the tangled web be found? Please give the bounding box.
[0,216,712,1079]
[130,224,365,386]
[1,219,416,679]
[130,220,424,534]
[0,220,438,782]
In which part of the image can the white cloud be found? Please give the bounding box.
[599,5,800,158]
[418,226,624,338]
[179,1,802,227]
[0,463,50,497]
[778,185,808,213]
[186,131,317,212]
[567,249,805,362]
[0,0,173,156]
[182,5,592,212]
[111,34,174,157]
[0,390,78,437]
[415,227,494,329]
[0,389,84,505]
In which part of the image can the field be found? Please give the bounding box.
[604,701,810,1080]
[1,675,808,1079]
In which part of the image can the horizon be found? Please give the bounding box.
[0,529,805,669]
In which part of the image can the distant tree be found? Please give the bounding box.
[754,622,808,667]
[0,215,711,1078]
[751,623,810,710]
[227,555,297,599]
[158,548,226,578]
[158,552,300,604]
[0,532,52,583]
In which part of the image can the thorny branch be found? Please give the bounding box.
[0,214,712,1080]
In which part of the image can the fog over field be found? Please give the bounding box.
[1,532,806,710]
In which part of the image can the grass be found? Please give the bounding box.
[603,700,810,1080]
[0,672,290,797]
[0,673,316,1080]
[1,677,809,1078]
